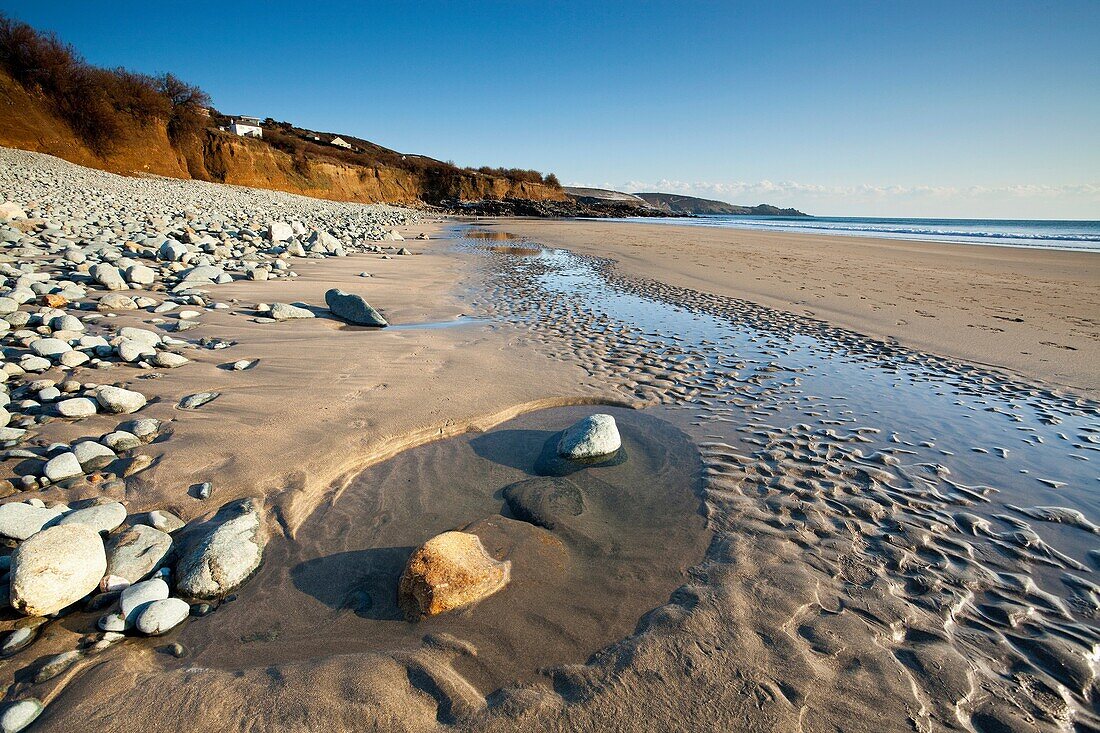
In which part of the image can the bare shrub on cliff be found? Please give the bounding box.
[157,73,211,144]
[0,13,209,155]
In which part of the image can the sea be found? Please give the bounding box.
[604,215,1100,252]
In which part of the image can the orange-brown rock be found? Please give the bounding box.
[41,293,68,308]
[398,531,510,619]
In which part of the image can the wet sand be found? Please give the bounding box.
[2,209,1098,732]
[495,219,1100,396]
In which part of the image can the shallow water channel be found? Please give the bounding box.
[456,225,1099,729]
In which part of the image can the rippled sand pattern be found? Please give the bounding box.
[462,229,1099,731]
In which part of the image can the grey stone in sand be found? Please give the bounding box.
[557,414,622,459]
[117,338,155,363]
[149,352,189,368]
[0,699,43,733]
[119,418,161,443]
[56,397,97,418]
[270,302,314,321]
[102,430,142,451]
[502,476,585,530]
[176,498,266,599]
[71,440,116,470]
[178,392,219,410]
[43,452,82,482]
[105,524,172,583]
[90,263,126,291]
[325,288,387,327]
[97,293,138,311]
[120,578,170,623]
[58,501,126,534]
[0,503,64,541]
[145,509,184,533]
[135,597,190,635]
[95,385,147,414]
[125,264,156,285]
[158,240,188,262]
[30,338,71,358]
[117,327,160,347]
[10,524,106,616]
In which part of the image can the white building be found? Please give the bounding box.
[229,117,263,138]
[329,136,353,150]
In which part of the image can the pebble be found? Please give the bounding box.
[135,597,190,635]
[119,577,170,623]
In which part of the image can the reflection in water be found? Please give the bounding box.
[487,245,542,256]
[465,230,521,240]
[461,225,1100,731]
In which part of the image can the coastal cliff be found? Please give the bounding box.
[0,67,565,207]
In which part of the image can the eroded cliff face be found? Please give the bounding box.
[0,69,565,206]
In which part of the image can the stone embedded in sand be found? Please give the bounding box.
[56,397,96,419]
[10,524,106,616]
[43,452,82,482]
[0,698,43,733]
[135,597,190,635]
[325,288,387,327]
[178,392,220,410]
[556,413,622,459]
[95,385,147,414]
[119,578,169,623]
[398,531,510,619]
[270,302,315,321]
[58,501,126,535]
[175,498,266,600]
[0,503,64,541]
[502,476,585,530]
[105,524,172,583]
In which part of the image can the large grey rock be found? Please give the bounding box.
[176,498,266,599]
[181,265,228,283]
[95,385,147,414]
[97,293,138,310]
[325,289,387,327]
[58,501,126,534]
[135,597,190,635]
[0,503,63,541]
[117,327,160,347]
[158,240,188,262]
[125,264,156,285]
[119,577,169,623]
[266,222,293,242]
[557,414,622,459]
[71,440,116,470]
[90,263,126,291]
[43,452,82,482]
[149,352,189,368]
[56,397,97,418]
[105,524,172,583]
[270,302,314,321]
[29,338,71,358]
[10,524,106,616]
[117,338,155,363]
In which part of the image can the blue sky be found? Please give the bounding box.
[4,1,1099,217]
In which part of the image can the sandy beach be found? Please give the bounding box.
[497,219,1100,397]
[0,150,1097,733]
